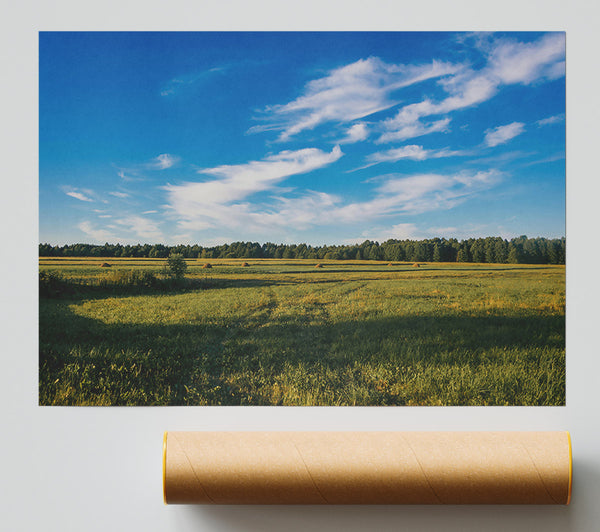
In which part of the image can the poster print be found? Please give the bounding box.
[39,32,565,406]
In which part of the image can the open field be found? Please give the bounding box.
[39,257,565,406]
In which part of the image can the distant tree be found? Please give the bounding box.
[508,244,520,264]
[494,239,508,264]
[165,253,188,279]
[457,247,469,263]
[470,241,485,263]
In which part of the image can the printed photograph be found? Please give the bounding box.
[39,32,565,406]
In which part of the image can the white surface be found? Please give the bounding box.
[2,1,599,530]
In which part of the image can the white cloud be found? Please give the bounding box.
[344,223,420,244]
[339,123,369,144]
[166,167,502,240]
[371,145,430,162]
[332,170,502,221]
[109,191,130,198]
[79,221,117,242]
[114,166,145,181]
[115,215,164,242]
[164,146,343,231]
[377,117,451,144]
[148,153,179,170]
[143,210,158,214]
[378,33,565,143]
[366,144,468,165]
[536,113,565,126]
[251,57,460,141]
[466,150,534,166]
[487,33,565,85]
[521,152,565,167]
[484,122,525,147]
[256,191,341,231]
[348,221,505,244]
[161,67,226,96]
[65,190,93,202]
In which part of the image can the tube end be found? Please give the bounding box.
[163,431,168,505]
[566,431,572,505]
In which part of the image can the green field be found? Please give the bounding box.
[39,257,565,406]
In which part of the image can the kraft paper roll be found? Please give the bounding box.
[163,431,572,505]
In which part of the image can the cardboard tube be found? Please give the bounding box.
[163,431,572,505]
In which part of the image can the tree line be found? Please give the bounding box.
[39,235,565,265]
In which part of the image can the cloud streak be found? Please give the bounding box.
[164,146,343,231]
[63,187,95,202]
[79,221,117,242]
[536,113,565,127]
[166,163,502,238]
[66,191,93,202]
[251,57,460,141]
[484,122,525,147]
[378,33,565,143]
[148,153,179,170]
[332,170,503,222]
[365,144,468,166]
[115,215,164,242]
[161,67,226,96]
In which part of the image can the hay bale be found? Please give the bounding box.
[315,263,323,268]
[388,262,393,266]
[241,262,249,267]
[412,263,420,268]
[202,263,212,269]
[100,262,111,268]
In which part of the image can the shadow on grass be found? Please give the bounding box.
[39,276,296,300]
[39,292,565,406]
[281,266,557,275]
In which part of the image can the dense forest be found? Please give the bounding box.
[39,236,565,265]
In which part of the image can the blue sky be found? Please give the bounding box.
[39,32,565,246]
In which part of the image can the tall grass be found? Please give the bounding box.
[39,259,565,406]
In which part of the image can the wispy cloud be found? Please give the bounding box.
[251,57,460,141]
[164,146,343,231]
[116,168,142,181]
[333,170,503,221]
[166,165,502,239]
[339,123,369,144]
[79,221,117,242]
[346,221,504,244]
[343,223,420,244]
[64,187,94,202]
[66,191,93,202]
[365,144,468,166]
[466,150,534,166]
[536,113,565,126]
[115,215,164,242]
[521,151,565,167]
[484,122,525,147]
[148,153,179,170]
[377,117,451,144]
[109,191,130,198]
[378,33,565,143]
[161,67,226,96]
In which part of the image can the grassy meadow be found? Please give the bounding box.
[39,257,565,406]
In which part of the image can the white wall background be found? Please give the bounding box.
[2,1,599,530]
